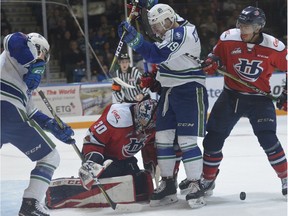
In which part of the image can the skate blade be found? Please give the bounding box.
[187,197,206,209]
[150,194,178,207]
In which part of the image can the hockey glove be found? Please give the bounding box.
[44,119,75,144]
[201,55,222,75]
[140,73,155,88]
[79,160,113,190]
[118,21,144,50]
[276,89,287,111]
[23,59,45,90]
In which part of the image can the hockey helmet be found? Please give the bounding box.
[27,33,50,63]
[147,4,175,35]
[236,6,266,32]
[118,53,130,61]
[134,99,158,134]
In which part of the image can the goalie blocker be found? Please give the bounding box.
[45,171,153,209]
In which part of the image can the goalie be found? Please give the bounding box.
[46,99,158,208]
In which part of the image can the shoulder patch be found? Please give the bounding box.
[174,31,183,40]
[261,33,285,51]
[106,104,133,128]
[220,28,241,42]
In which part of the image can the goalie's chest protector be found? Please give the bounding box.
[97,103,151,160]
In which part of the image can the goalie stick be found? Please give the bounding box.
[37,89,143,212]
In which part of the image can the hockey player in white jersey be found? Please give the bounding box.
[0,32,74,216]
[118,3,208,208]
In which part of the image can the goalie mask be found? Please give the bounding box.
[27,33,50,63]
[147,4,175,37]
[133,99,157,134]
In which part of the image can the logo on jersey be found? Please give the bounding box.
[231,47,242,55]
[233,59,263,82]
[174,31,183,40]
[122,137,146,157]
[112,110,120,123]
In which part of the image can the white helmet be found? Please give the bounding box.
[27,33,50,63]
[147,4,175,27]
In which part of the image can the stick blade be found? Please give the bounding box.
[113,77,136,89]
[115,203,143,212]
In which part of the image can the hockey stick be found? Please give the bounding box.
[184,54,278,101]
[71,144,143,212]
[108,0,139,89]
[37,89,143,212]
[216,69,277,101]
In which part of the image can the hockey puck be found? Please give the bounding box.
[240,192,246,200]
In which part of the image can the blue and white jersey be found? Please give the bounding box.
[0,32,38,116]
[136,17,205,87]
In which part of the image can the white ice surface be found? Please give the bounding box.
[1,116,287,216]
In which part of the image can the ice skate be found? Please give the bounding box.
[18,198,50,216]
[150,177,178,207]
[185,180,206,209]
[179,178,192,195]
[281,177,287,199]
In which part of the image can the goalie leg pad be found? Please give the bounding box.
[45,175,136,209]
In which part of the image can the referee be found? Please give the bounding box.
[112,53,150,103]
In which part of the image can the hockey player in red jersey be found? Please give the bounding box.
[78,99,158,200]
[186,6,287,199]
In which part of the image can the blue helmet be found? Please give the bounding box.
[237,6,266,30]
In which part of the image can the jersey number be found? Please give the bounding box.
[167,42,179,51]
[93,121,107,134]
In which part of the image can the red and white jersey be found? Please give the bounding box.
[213,28,287,95]
[82,103,155,161]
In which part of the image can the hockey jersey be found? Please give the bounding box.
[135,17,205,88]
[82,103,156,163]
[0,32,38,117]
[213,28,287,95]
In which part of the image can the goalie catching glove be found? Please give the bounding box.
[79,159,113,190]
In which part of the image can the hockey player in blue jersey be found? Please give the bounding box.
[118,3,208,209]
[0,32,74,216]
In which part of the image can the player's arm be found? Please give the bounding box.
[112,81,124,103]
[79,119,113,190]
[3,32,35,65]
[118,21,186,64]
[30,109,74,144]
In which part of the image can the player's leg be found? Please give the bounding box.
[150,87,178,207]
[248,99,287,197]
[171,82,208,208]
[201,90,241,196]
[1,101,59,216]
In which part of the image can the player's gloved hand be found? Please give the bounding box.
[79,160,113,190]
[118,21,143,49]
[44,119,75,144]
[140,73,155,88]
[276,89,287,111]
[23,59,45,90]
[201,55,222,75]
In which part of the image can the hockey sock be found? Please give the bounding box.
[203,151,223,180]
